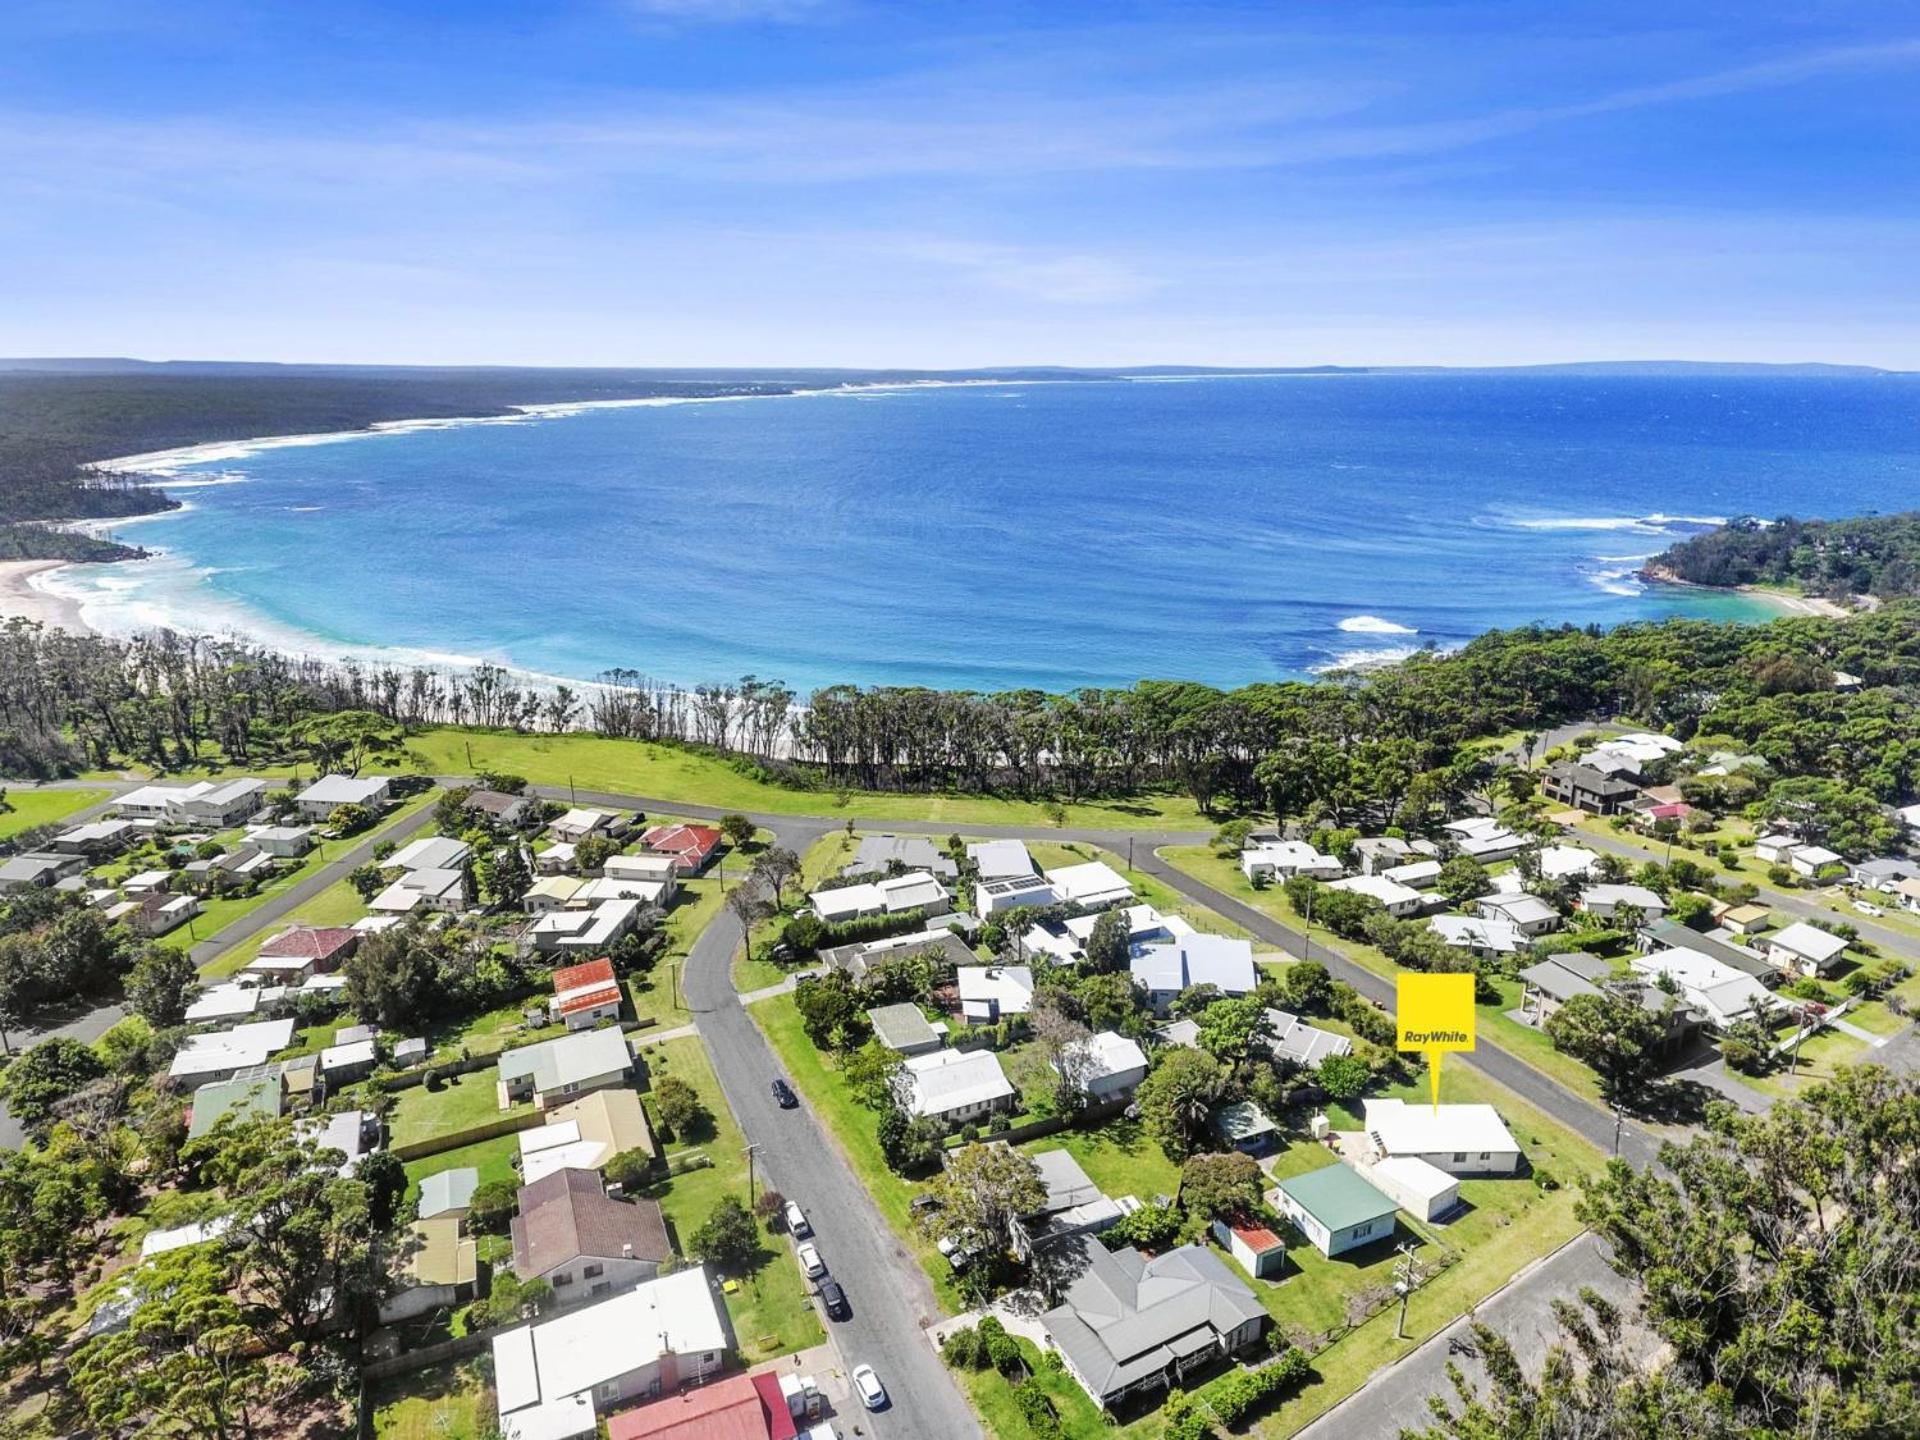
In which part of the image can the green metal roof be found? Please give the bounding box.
[1277,1163,1398,1230]
[186,1075,284,1140]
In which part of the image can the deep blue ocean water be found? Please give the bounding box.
[56,373,1920,693]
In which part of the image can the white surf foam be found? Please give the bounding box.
[1310,643,1430,674]
[1337,615,1417,635]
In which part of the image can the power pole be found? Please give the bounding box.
[1393,1242,1417,1338]
[744,1143,760,1209]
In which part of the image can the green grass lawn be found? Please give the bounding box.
[390,1069,530,1150]
[1023,1121,1182,1205]
[640,1035,825,1362]
[428,1000,568,1062]
[748,994,966,1310]
[1744,1025,1872,1102]
[402,1132,521,1208]
[1244,1065,1603,1436]
[404,726,1213,830]
[370,1357,495,1440]
[962,1336,1161,1440]
[0,786,109,840]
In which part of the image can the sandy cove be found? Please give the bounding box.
[0,560,92,633]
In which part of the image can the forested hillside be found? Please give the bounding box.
[1651,512,1920,598]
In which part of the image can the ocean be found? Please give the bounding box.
[50,372,1920,694]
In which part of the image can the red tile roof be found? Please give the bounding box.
[551,958,622,1016]
[605,1371,794,1440]
[641,823,722,867]
[257,926,360,963]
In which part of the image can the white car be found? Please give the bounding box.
[1855,900,1885,917]
[796,1241,825,1278]
[784,1200,811,1237]
[852,1363,887,1411]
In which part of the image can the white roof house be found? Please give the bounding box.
[517,1122,608,1186]
[527,898,643,953]
[297,774,390,816]
[1428,914,1525,955]
[169,1019,296,1085]
[1443,816,1527,862]
[1477,893,1561,934]
[386,835,472,872]
[968,839,1036,879]
[897,1048,1015,1123]
[184,982,268,1026]
[1631,948,1772,1027]
[956,965,1035,1021]
[1361,1098,1521,1175]
[370,866,469,914]
[1068,903,1187,951]
[1382,858,1443,889]
[1363,1155,1461,1222]
[492,1268,727,1440]
[1066,1031,1150,1101]
[570,876,670,907]
[1329,873,1425,916]
[1240,840,1342,882]
[1787,844,1843,876]
[1536,845,1600,881]
[1578,883,1668,920]
[1046,861,1134,910]
[974,873,1058,918]
[1263,1008,1353,1069]
[810,870,949,923]
[1764,920,1849,976]
[1130,934,1258,1007]
[114,782,208,819]
[548,807,624,841]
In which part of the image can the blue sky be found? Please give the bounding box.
[3,0,1917,367]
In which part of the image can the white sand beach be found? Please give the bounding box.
[0,560,92,632]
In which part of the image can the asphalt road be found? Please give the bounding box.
[672,814,986,1440]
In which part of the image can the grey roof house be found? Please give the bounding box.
[847,833,959,880]
[498,1027,632,1109]
[1041,1237,1267,1410]
[866,1002,944,1055]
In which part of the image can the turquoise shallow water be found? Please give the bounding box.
[56,372,1920,692]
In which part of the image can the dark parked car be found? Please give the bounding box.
[771,1078,798,1108]
[819,1278,848,1319]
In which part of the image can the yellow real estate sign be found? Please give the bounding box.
[1396,972,1476,1110]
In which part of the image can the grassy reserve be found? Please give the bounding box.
[403,726,1213,831]
[0,785,109,840]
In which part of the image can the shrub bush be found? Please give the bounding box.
[940,1324,985,1370]
[1011,1385,1062,1439]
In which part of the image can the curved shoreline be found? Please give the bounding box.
[1639,563,1855,618]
